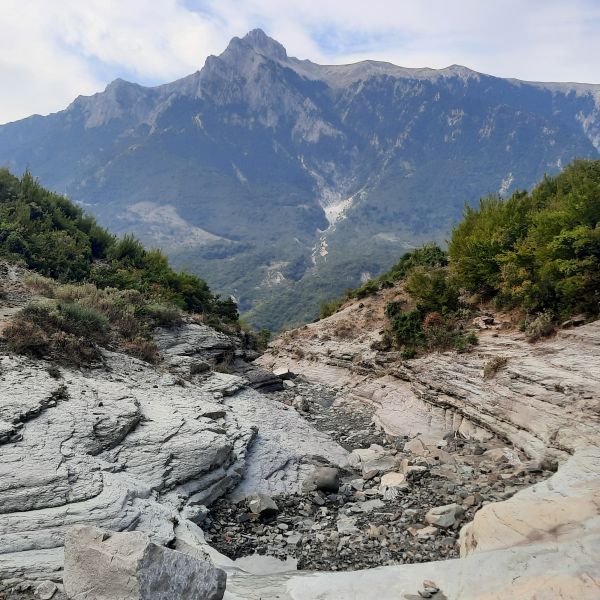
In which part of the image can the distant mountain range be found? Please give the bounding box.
[1,29,599,329]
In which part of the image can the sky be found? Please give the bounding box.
[1,0,600,124]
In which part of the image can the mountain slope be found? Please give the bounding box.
[1,29,600,329]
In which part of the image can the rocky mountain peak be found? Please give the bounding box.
[221,28,288,64]
[241,28,288,61]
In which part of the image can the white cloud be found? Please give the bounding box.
[1,0,599,124]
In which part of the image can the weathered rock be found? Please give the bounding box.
[425,503,462,529]
[302,467,340,493]
[336,516,359,535]
[273,367,296,380]
[379,472,407,500]
[362,456,398,480]
[349,445,386,468]
[63,526,226,600]
[247,492,279,517]
[292,395,310,412]
[35,581,58,599]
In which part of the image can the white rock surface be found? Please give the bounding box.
[0,324,347,583]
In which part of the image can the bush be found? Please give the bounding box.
[400,346,417,360]
[256,327,271,350]
[405,267,459,314]
[320,298,344,319]
[385,301,404,318]
[4,319,50,356]
[525,311,555,342]
[58,302,109,339]
[121,338,160,364]
[23,273,57,296]
[347,279,379,299]
[141,303,183,328]
[483,356,509,379]
[0,169,237,324]
[390,310,425,347]
[449,160,600,318]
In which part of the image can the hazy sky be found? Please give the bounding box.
[2,0,600,124]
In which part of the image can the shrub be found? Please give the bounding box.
[345,279,379,300]
[0,169,237,324]
[385,301,404,318]
[58,302,109,339]
[525,311,555,342]
[483,356,509,379]
[449,160,600,318]
[390,310,424,347]
[121,338,160,364]
[4,319,50,356]
[400,346,417,360]
[320,298,344,319]
[22,273,57,297]
[141,303,183,328]
[453,335,473,353]
[405,267,459,313]
[5,301,106,364]
[256,327,271,350]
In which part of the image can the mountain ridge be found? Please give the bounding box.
[1,29,599,329]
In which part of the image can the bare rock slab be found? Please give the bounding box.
[63,526,226,600]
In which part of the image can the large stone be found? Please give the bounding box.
[425,503,462,529]
[362,455,399,480]
[247,492,279,517]
[35,581,58,599]
[302,467,340,493]
[63,526,226,600]
[349,445,386,468]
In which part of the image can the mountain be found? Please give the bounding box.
[1,29,599,329]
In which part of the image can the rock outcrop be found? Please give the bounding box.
[258,298,600,462]
[63,526,226,600]
[251,299,600,599]
[0,323,347,588]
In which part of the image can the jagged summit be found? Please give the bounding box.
[219,28,288,65]
[242,28,288,60]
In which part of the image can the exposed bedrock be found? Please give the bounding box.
[258,319,600,462]
[0,323,347,586]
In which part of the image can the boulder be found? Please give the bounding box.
[349,445,387,468]
[425,503,462,528]
[35,581,58,599]
[362,456,399,480]
[379,472,407,500]
[303,467,340,493]
[63,525,226,600]
[247,492,279,518]
[293,395,310,412]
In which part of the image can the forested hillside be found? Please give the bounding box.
[0,169,238,364]
[325,159,600,356]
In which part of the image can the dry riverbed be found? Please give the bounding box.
[204,376,551,572]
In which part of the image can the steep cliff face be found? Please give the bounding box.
[1,29,600,328]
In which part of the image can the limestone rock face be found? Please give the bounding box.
[63,526,226,600]
[0,324,347,582]
[259,316,600,461]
